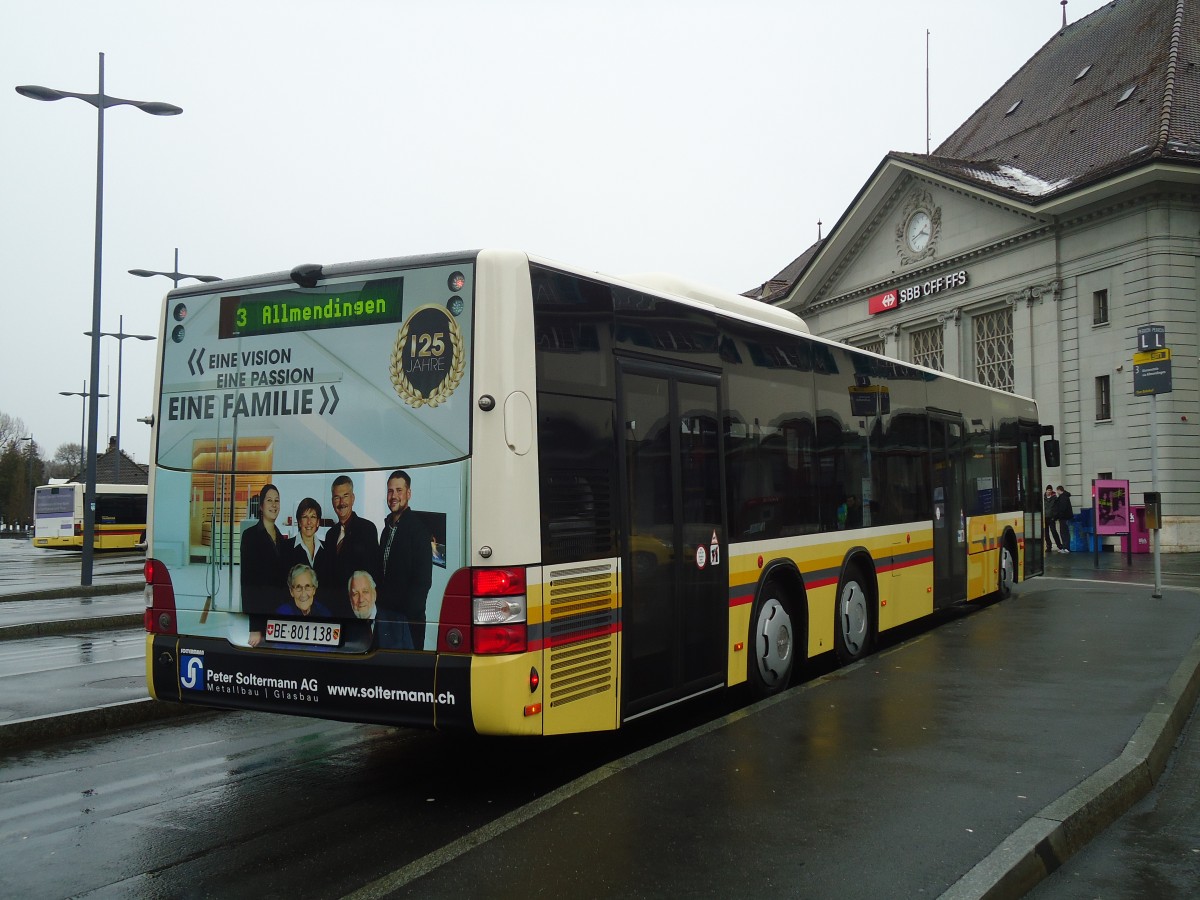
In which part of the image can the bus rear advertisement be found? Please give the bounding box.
[145,250,1057,736]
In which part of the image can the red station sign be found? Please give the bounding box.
[867,270,969,315]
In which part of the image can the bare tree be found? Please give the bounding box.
[0,411,27,449]
[50,443,84,479]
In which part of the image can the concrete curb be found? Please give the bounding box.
[0,582,142,603]
[0,698,216,753]
[0,614,143,640]
[939,627,1200,899]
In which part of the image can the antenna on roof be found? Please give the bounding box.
[1061,0,1068,29]
[817,219,823,240]
[926,29,931,154]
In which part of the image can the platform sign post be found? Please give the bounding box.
[1135,325,1168,596]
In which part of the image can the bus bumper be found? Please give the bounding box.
[146,634,474,732]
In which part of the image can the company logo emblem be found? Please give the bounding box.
[868,290,900,316]
[390,305,465,409]
[180,655,206,691]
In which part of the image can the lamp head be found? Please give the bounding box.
[16,85,66,102]
[138,101,183,116]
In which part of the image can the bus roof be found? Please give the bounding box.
[162,249,1030,406]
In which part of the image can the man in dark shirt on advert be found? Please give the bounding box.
[320,475,379,618]
[378,469,433,650]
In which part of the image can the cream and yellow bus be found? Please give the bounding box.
[144,250,1057,734]
[34,482,147,550]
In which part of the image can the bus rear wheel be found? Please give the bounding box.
[748,579,794,697]
[834,565,873,665]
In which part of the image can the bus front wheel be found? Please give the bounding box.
[748,579,794,697]
[998,537,1016,599]
[834,565,874,665]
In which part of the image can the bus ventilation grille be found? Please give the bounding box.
[546,562,617,708]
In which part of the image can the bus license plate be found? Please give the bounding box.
[266,619,341,647]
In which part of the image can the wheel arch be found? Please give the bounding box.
[997,525,1020,597]
[839,546,880,600]
[757,558,809,636]
[1000,526,1020,579]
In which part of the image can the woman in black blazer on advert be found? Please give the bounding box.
[240,483,290,646]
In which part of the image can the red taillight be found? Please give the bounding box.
[472,567,526,596]
[473,624,527,654]
[144,557,177,635]
[436,566,529,655]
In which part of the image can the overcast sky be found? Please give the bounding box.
[2,0,1110,464]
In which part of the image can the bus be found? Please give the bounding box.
[33,482,148,550]
[144,250,1058,735]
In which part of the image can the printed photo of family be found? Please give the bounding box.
[239,470,442,651]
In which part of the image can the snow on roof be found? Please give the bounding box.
[962,163,1073,197]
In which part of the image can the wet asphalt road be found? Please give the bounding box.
[0,684,728,898]
[0,537,142,594]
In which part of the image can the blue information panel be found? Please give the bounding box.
[1133,348,1172,395]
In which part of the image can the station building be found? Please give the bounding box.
[753,0,1200,550]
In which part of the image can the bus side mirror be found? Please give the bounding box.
[1044,439,1060,468]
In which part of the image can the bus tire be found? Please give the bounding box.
[997,534,1016,599]
[834,564,873,665]
[748,578,794,697]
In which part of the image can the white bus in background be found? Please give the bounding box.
[33,482,148,550]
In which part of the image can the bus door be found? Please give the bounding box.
[1019,421,1045,577]
[618,362,727,719]
[929,413,967,607]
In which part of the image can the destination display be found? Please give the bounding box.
[218,277,405,339]
[1134,348,1172,396]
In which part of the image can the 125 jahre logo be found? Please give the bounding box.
[390,305,464,408]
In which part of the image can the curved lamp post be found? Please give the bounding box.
[59,382,109,469]
[85,315,155,484]
[129,247,220,288]
[18,52,181,585]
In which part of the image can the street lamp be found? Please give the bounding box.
[60,382,109,466]
[19,435,33,531]
[18,53,181,585]
[129,247,220,288]
[85,314,155,484]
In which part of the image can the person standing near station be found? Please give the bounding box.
[1054,485,1074,554]
[377,469,433,650]
[1044,485,1065,552]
